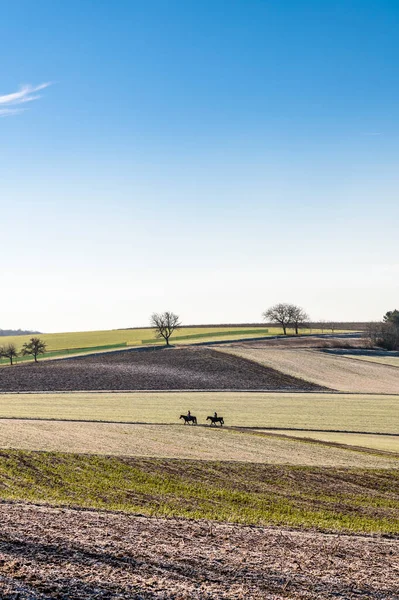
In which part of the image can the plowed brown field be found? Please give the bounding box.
[0,347,327,392]
[0,503,397,599]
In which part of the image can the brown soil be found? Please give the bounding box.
[0,347,327,392]
[0,503,397,599]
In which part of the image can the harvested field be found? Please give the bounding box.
[259,430,399,453]
[0,347,327,392]
[218,346,399,393]
[0,391,397,433]
[0,421,397,467]
[0,502,398,599]
[344,354,399,368]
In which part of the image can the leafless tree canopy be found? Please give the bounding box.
[365,320,399,351]
[289,305,309,335]
[263,303,309,335]
[0,343,19,365]
[21,337,47,362]
[150,311,181,346]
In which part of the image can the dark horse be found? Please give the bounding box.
[206,415,224,426]
[180,414,197,425]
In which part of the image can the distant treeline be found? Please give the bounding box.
[119,322,371,331]
[0,329,41,337]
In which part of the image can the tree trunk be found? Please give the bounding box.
[295,324,299,335]
[283,325,287,335]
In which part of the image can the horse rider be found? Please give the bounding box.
[214,411,218,419]
[188,410,191,418]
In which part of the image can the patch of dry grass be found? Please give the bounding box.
[0,420,397,467]
[343,354,399,368]
[0,391,397,433]
[218,347,399,393]
[259,429,399,453]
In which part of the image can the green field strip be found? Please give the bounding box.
[0,450,397,533]
[0,342,129,365]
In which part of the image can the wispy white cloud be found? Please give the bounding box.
[0,82,52,117]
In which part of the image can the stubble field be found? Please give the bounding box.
[0,421,397,466]
[0,391,397,432]
[218,345,399,393]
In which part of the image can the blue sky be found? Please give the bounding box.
[1,1,398,331]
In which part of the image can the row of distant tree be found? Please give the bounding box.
[2,307,397,363]
[0,328,41,337]
[0,337,47,365]
[150,303,311,345]
[152,305,399,350]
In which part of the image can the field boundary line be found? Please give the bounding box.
[0,416,397,436]
[1,389,399,396]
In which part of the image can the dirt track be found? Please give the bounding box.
[0,503,397,599]
[0,347,326,392]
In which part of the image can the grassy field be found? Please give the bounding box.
[0,391,397,433]
[218,347,399,394]
[344,354,399,368]
[0,326,351,364]
[260,429,399,453]
[0,421,396,467]
[0,450,397,533]
[0,326,271,353]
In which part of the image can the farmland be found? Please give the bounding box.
[0,346,326,391]
[0,325,353,364]
[0,335,398,598]
[343,353,399,368]
[0,421,397,467]
[260,429,399,453]
[218,345,399,393]
[0,391,397,432]
[0,451,397,532]
[0,499,398,599]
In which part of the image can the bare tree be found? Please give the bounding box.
[366,318,399,350]
[0,344,19,365]
[263,303,309,335]
[263,303,292,335]
[288,305,309,335]
[150,311,181,346]
[21,337,47,362]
